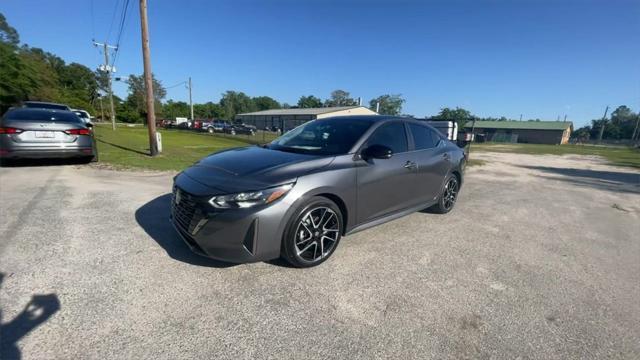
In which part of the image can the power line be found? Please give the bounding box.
[165,81,188,90]
[111,0,132,67]
[90,0,95,40]
[115,0,131,47]
[106,0,123,44]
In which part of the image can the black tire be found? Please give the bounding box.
[429,174,460,214]
[282,196,343,268]
[88,138,99,163]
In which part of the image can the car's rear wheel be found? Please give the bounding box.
[430,174,459,214]
[208,127,214,133]
[282,197,343,268]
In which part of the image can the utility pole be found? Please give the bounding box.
[188,77,194,121]
[99,96,105,122]
[632,113,640,143]
[139,0,158,156]
[93,41,118,130]
[597,106,609,144]
[519,114,523,122]
[563,114,567,122]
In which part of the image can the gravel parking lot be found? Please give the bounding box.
[1,152,639,359]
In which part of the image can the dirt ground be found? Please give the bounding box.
[1,152,639,359]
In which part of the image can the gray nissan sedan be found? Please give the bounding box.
[0,108,97,162]
[171,115,466,267]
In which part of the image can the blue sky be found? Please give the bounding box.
[2,0,639,126]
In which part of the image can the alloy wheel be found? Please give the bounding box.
[443,177,458,210]
[294,206,340,263]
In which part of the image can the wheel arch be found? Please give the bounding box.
[316,193,348,235]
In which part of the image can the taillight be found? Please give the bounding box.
[0,127,23,134]
[64,128,91,136]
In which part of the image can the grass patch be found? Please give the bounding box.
[471,143,640,169]
[94,124,251,171]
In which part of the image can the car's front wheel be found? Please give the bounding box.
[282,197,343,268]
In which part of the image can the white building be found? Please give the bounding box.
[236,106,378,131]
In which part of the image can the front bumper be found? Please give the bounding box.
[169,183,294,263]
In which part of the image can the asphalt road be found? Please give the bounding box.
[1,153,639,359]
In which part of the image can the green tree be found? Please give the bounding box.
[162,100,190,119]
[369,94,405,115]
[0,13,19,45]
[0,42,35,112]
[325,89,357,107]
[252,96,280,111]
[430,107,475,127]
[193,101,224,119]
[572,126,592,142]
[219,91,256,120]
[297,95,323,108]
[0,14,100,114]
[124,73,166,121]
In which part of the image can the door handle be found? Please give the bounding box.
[443,153,450,160]
[404,161,417,170]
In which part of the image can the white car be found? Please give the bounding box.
[72,109,93,125]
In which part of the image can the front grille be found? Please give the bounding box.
[171,187,203,235]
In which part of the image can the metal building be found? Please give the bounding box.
[236,106,378,131]
[465,121,573,144]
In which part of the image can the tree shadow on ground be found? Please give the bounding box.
[95,138,148,156]
[0,273,61,360]
[135,194,237,268]
[518,165,640,194]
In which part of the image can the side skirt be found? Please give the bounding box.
[345,200,437,236]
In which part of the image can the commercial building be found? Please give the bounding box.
[465,121,573,145]
[236,106,378,131]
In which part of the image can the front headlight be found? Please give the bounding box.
[209,183,294,208]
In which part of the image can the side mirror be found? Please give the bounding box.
[361,144,393,160]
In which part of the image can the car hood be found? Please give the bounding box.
[179,146,334,194]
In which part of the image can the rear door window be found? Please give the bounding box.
[409,123,440,150]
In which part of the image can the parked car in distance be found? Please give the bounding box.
[72,109,93,125]
[23,101,71,111]
[1,108,97,162]
[202,120,229,133]
[171,115,466,268]
[225,124,256,135]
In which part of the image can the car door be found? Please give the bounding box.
[407,122,451,203]
[356,121,421,224]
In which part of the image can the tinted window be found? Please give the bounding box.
[268,117,373,155]
[365,122,408,153]
[24,102,69,110]
[74,111,90,119]
[409,123,440,150]
[4,109,82,123]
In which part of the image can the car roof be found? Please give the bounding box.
[7,107,76,116]
[24,101,68,106]
[23,101,70,110]
[320,115,409,123]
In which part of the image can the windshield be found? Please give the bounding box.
[268,117,373,155]
[74,111,89,118]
